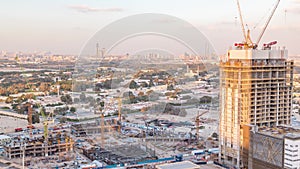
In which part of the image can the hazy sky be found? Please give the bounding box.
[1,0,300,55]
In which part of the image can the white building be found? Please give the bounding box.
[284,134,300,169]
[0,135,11,146]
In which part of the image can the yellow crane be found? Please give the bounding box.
[40,107,54,156]
[195,110,209,142]
[25,102,34,139]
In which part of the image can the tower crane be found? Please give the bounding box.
[195,110,209,142]
[236,0,247,44]
[25,102,33,139]
[99,97,122,148]
[40,107,54,156]
[235,0,280,49]
[115,97,122,133]
[256,0,280,47]
[100,111,105,148]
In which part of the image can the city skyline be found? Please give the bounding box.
[1,0,300,55]
[2,1,300,168]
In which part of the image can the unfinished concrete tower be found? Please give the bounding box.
[219,46,294,168]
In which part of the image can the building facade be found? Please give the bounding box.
[219,47,294,168]
[284,134,300,169]
[240,126,300,169]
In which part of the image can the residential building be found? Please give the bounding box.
[284,134,300,169]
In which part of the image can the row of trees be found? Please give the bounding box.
[129,79,155,89]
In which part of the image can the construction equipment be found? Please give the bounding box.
[256,0,281,46]
[195,110,209,142]
[26,102,33,139]
[40,107,54,156]
[263,40,277,49]
[235,0,280,49]
[115,97,122,133]
[100,112,105,148]
[236,0,248,45]
[99,97,122,148]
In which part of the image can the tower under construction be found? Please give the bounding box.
[219,46,294,168]
[218,0,295,168]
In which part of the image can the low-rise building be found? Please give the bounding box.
[0,135,11,145]
[71,120,119,137]
[284,134,300,169]
[156,161,200,169]
[242,125,300,169]
[4,134,74,159]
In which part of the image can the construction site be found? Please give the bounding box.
[70,102,220,167]
[0,102,77,168]
[82,144,155,165]
[3,1,293,168]
[4,133,73,159]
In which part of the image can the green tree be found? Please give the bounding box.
[59,117,67,123]
[60,95,67,103]
[199,96,212,104]
[149,79,154,87]
[129,80,139,89]
[61,94,72,104]
[212,132,218,138]
[5,96,13,104]
[167,84,174,91]
[70,107,76,113]
[100,101,105,107]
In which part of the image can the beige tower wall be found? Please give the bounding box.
[219,48,293,168]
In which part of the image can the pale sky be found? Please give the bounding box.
[0,0,300,55]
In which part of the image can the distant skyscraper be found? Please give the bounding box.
[219,46,294,168]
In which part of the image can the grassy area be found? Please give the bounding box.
[1,106,10,110]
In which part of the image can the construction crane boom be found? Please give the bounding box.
[236,0,254,48]
[116,97,122,133]
[195,110,209,142]
[100,112,105,148]
[236,0,247,42]
[256,0,280,46]
[40,107,54,156]
[26,102,33,139]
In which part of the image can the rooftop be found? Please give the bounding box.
[0,135,11,140]
[225,47,287,60]
[156,161,200,169]
[256,125,300,139]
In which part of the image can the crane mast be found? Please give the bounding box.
[26,102,33,139]
[40,107,54,156]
